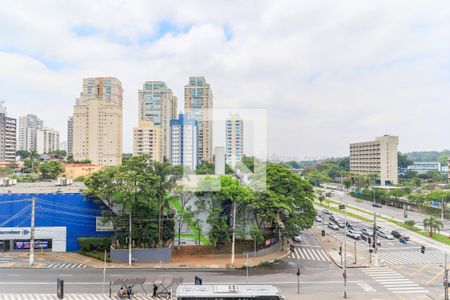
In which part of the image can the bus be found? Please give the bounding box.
[176,284,283,300]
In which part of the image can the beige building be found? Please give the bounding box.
[72,77,123,167]
[350,135,399,185]
[36,127,60,154]
[226,113,244,167]
[138,81,177,161]
[184,77,213,163]
[133,120,162,161]
[63,164,102,179]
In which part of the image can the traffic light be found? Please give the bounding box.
[321,230,325,237]
[421,245,425,254]
[339,246,342,256]
[369,249,373,253]
[367,237,371,245]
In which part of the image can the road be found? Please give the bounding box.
[329,189,450,232]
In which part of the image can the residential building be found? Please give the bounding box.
[350,135,399,185]
[67,116,73,156]
[138,81,177,161]
[407,162,441,175]
[214,146,225,175]
[63,164,102,179]
[184,76,213,163]
[133,120,162,161]
[226,114,244,166]
[72,77,123,167]
[18,114,43,151]
[0,102,16,162]
[36,127,60,154]
[170,114,198,171]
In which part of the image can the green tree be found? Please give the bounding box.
[16,150,31,160]
[48,150,67,159]
[423,216,443,238]
[152,161,183,245]
[398,152,413,168]
[207,208,230,247]
[39,161,64,179]
[250,226,264,250]
[84,155,164,247]
[254,164,315,237]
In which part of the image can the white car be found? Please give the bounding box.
[293,235,302,243]
[315,216,322,222]
[346,229,361,240]
[328,222,339,230]
[378,231,394,240]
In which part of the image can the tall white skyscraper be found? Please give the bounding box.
[226,114,244,166]
[18,114,43,151]
[184,77,213,163]
[170,114,198,171]
[0,102,16,162]
[36,127,60,154]
[67,116,73,157]
[73,77,123,166]
[138,81,177,161]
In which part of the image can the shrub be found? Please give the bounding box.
[77,237,112,252]
[404,220,416,228]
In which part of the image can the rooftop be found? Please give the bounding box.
[0,181,86,194]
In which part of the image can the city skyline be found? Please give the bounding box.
[2,2,450,159]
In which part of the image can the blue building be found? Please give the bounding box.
[0,193,112,252]
[170,114,199,171]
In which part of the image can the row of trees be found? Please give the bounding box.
[84,155,316,250]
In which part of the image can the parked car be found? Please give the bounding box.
[328,222,339,230]
[377,231,394,240]
[325,192,332,197]
[329,215,337,222]
[323,209,331,215]
[372,203,383,208]
[346,229,361,240]
[346,222,353,229]
[391,230,410,241]
[293,235,302,243]
[315,215,322,222]
[361,228,374,237]
[337,221,346,228]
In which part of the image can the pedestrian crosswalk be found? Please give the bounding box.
[362,267,429,294]
[47,262,88,269]
[0,295,156,300]
[378,248,445,265]
[288,246,331,262]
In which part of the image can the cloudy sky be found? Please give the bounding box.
[1,1,450,160]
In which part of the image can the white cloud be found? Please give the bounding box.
[1,0,450,159]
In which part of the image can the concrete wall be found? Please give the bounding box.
[111,247,172,263]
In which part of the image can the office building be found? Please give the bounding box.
[407,162,441,175]
[170,114,198,171]
[184,76,213,163]
[133,120,162,161]
[226,114,244,166]
[350,135,399,185]
[18,114,43,151]
[0,102,16,162]
[36,127,60,154]
[72,77,123,167]
[138,81,177,161]
[67,116,73,156]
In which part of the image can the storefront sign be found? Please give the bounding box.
[0,228,31,240]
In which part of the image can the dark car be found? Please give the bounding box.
[329,215,337,222]
[372,203,382,208]
[391,230,410,241]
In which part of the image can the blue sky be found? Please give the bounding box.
[1,1,450,160]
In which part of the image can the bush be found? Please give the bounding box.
[77,237,112,252]
[404,220,416,228]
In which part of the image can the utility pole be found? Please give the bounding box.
[441,195,445,222]
[128,212,132,266]
[246,253,249,284]
[102,249,107,294]
[231,201,237,266]
[354,241,357,264]
[343,197,348,299]
[29,196,36,267]
[373,212,378,266]
[444,250,448,300]
[322,209,325,235]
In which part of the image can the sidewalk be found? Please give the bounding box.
[3,247,290,269]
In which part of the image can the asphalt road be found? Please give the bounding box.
[330,189,450,232]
